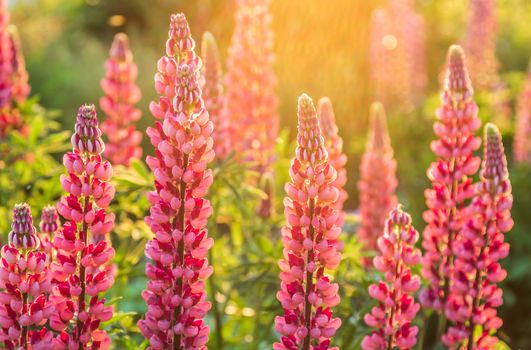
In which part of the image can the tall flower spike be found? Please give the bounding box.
[7,25,30,104]
[318,97,348,222]
[138,13,215,350]
[358,102,397,262]
[0,0,12,109]
[513,66,531,165]
[369,0,427,110]
[420,45,482,315]
[51,104,115,349]
[362,205,421,350]
[222,0,279,210]
[274,94,342,350]
[464,0,500,91]
[443,124,513,348]
[0,203,55,349]
[201,32,230,161]
[100,33,142,166]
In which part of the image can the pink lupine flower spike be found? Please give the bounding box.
[362,205,421,350]
[358,102,397,263]
[100,33,142,166]
[51,104,115,349]
[420,45,481,316]
[443,124,513,349]
[138,13,215,350]
[274,94,342,350]
[0,203,55,349]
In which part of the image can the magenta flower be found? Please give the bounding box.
[50,105,115,349]
[138,13,215,350]
[222,0,279,215]
[362,205,421,350]
[100,33,142,166]
[201,32,230,162]
[0,203,55,349]
[513,66,531,165]
[464,0,499,91]
[274,94,342,350]
[420,45,482,313]
[443,124,513,348]
[369,0,426,110]
[358,102,397,260]
[318,97,348,219]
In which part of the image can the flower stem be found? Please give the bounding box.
[173,153,189,350]
[302,198,315,350]
[77,195,90,348]
[208,248,223,350]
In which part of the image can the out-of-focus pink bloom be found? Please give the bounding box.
[513,67,531,165]
[274,94,342,350]
[99,33,142,166]
[443,124,513,348]
[318,97,348,221]
[420,45,482,313]
[464,0,499,91]
[0,203,55,349]
[0,2,26,139]
[138,13,214,350]
[7,25,30,104]
[0,0,12,109]
[201,32,230,162]
[369,0,427,111]
[358,102,397,262]
[222,0,279,216]
[362,205,421,350]
[51,104,115,349]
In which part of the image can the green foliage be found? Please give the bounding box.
[0,98,69,236]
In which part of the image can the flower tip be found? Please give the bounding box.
[298,93,314,113]
[448,44,464,59]
[369,101,389,150]
[79,104,97,119]
[318,96,332,109]
[202,31,216,48]
[370,101,385,119]
[110,33,130,60]
[485,122,500,138]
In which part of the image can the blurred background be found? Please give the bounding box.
[4,0,531,348]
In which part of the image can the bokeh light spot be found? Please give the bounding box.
[382,34,398,51]
[108,15,125,27]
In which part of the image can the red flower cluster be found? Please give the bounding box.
[274,94,342,350]
[138,13,214,350]
[443,124,513,348]
[362,205,421,350]
[420,45,481,312]
[51,105,115,349]
[358,102,397,258]
[100,33,142,166]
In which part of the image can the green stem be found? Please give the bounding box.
[208,248,223,350]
